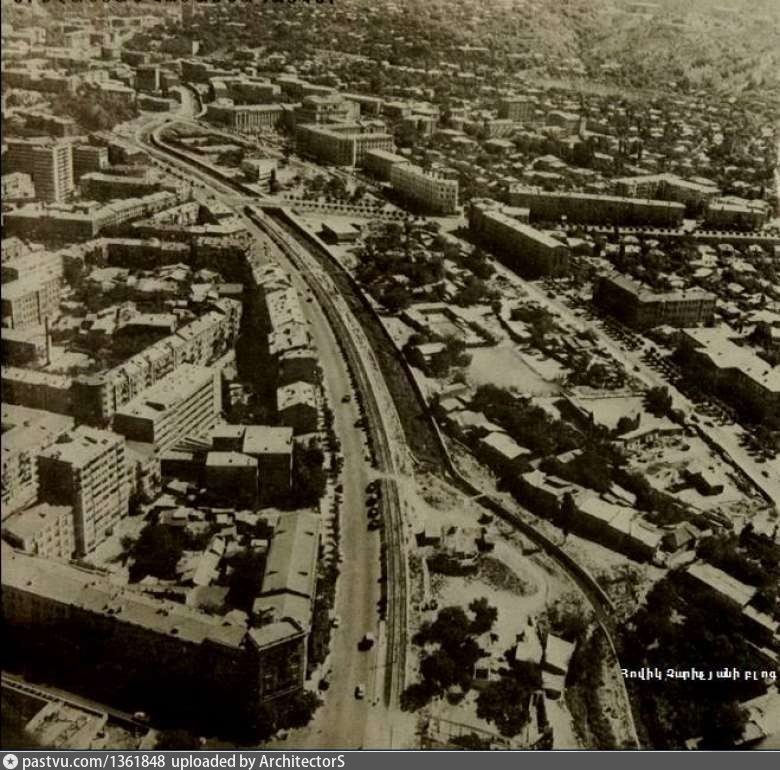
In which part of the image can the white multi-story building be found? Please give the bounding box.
[37,426,129,556]
[2,502,75,562]
[4,139,74,203]
[112,364,221,452]
[389,164,459,214]
[1,404,74,517]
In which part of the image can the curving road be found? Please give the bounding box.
[133,113,407,748]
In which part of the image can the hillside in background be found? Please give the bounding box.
[584,0,780,98]
[2,0,778,104]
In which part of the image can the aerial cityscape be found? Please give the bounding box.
[1,0,779,752]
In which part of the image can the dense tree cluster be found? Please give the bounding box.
[355,221,496,313]
[52,89,138,132]
[619,575,775,748]
[401,602,492,710]
[471,385,583,457]
[697,528,780,620]
[128,523,213,583]
[287,440,327,509]
[403,333,471,378]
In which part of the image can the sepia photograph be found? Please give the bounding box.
[0,0,778,755]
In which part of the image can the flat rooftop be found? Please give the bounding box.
[114,364,214,422]
[38,425,124,468]
[2,545,247,648]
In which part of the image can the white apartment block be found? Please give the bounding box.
[37,426,129,556]
[2,502,75,562]
[112,364,221,452]
[389,164,460,214]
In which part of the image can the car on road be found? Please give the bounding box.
[331,615,341,628]
[355,684,366,700]
[358,632,375,651]
[341,394,352,403]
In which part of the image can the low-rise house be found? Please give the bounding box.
[542,634,575,698]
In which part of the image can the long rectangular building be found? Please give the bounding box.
[1,269,62,330]
[468,199,569,277]
[593,274,716,330]
[295,122,395,167]
[112,364,221,452]
[364,148,409,181]
[205,102,285,134]
[2,546,308,720]
[4,139,74,203]
[680,328,780,415]
[37,426,129,556]
[71,298,241,424]
[389,163,459,214]
[507,186,686,228]
[1,404,74,517]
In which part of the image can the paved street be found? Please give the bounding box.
[135,122,395,747]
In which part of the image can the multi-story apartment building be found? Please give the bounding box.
[73,145,109,181]
[71,299,241,424]
[3,192,178,242]
[1,68,78,95]
[364,148,409,181]
[389,163,460,214]
[1,367,72,415]
[104,237,190,269]
[614,173,719,209]
[1,269,62,329]
[204,451,258,505]
[113,364,220,452]
[209,76,281,104]
[14,110,78,138]
[498,96,537,122]
[37,426,129,556]
[80,172,161,202]
[2,503,75,562]
[293,94,360,126]
[546,109,581,132]
[4,139,74,203]
[1,404,74,517]
[295,122,395,167]
[2,547,309,718]
[343,93,384,117]
[593,274,716,329]
[704,200,768,231]
[507,187,686,228]
[277,382,318,435]
[208,423,293,501]
[468,199,570,277]
[1,172,35,201]
[242,425,294,499]
[135,64,160,92]
[680,328,780,416]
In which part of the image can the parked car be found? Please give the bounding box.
[358,632,375,651]
[354,684,366,700]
